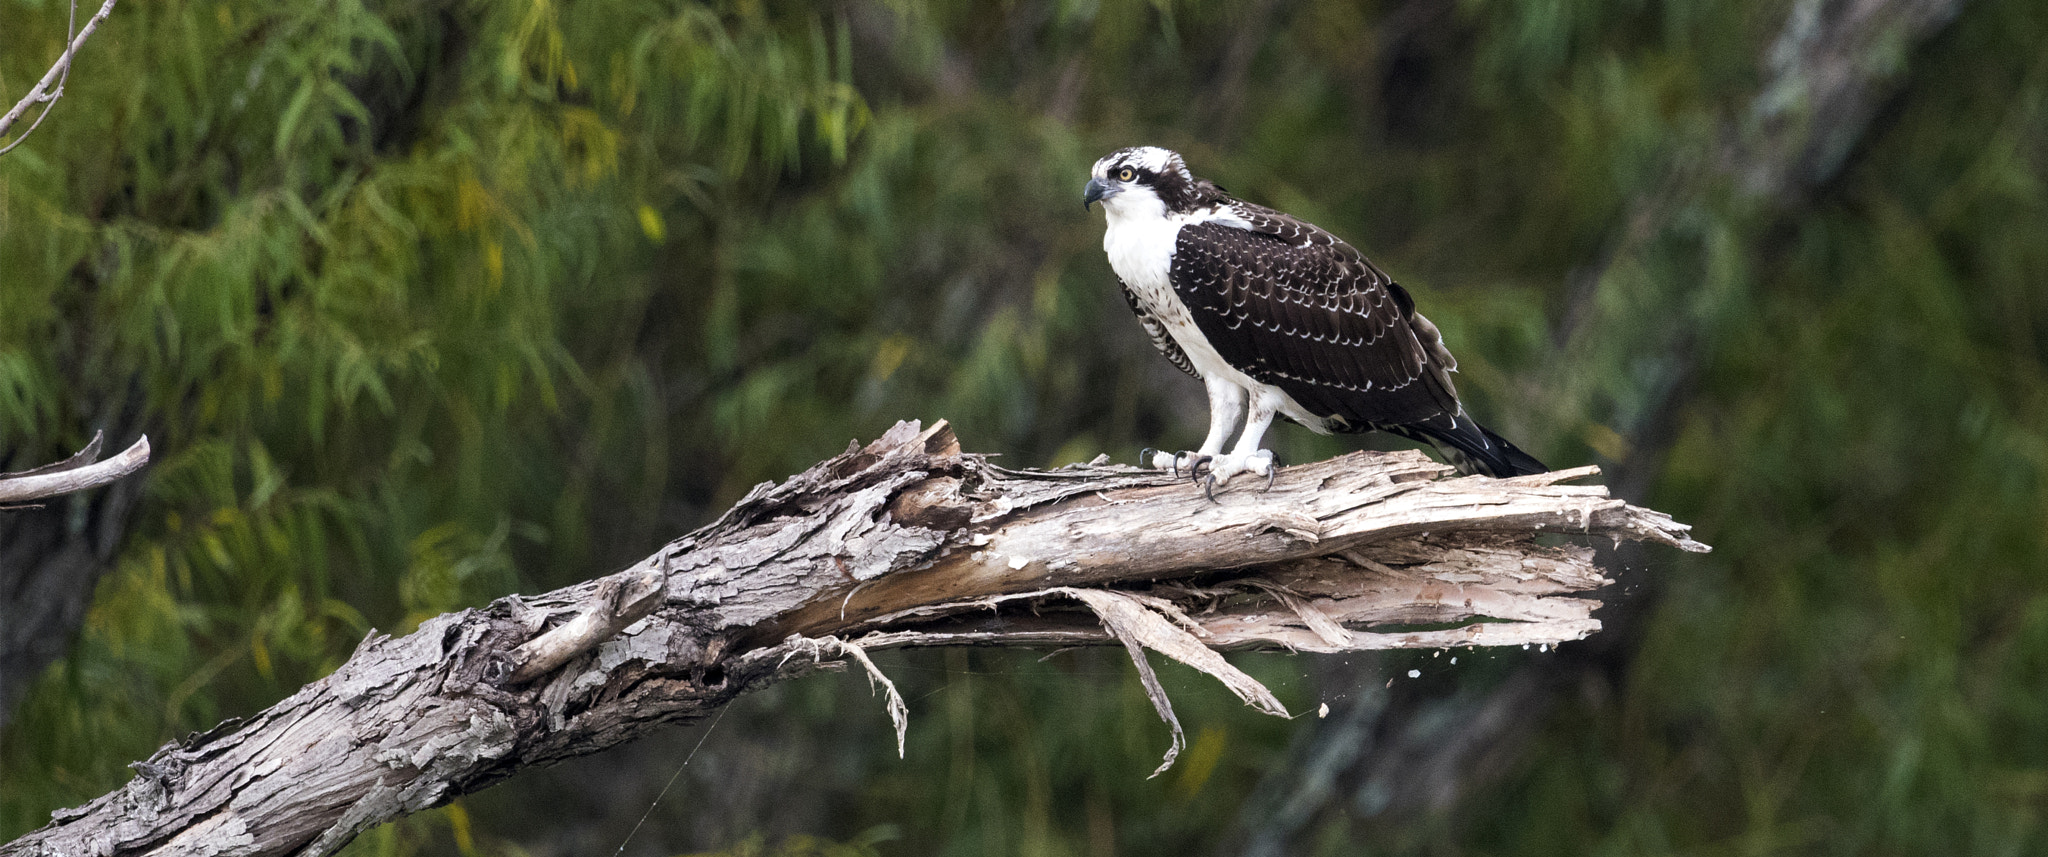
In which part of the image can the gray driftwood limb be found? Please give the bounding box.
[0,432,152,505]
[0,419,1706,857]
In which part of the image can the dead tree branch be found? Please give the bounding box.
[0,419,1705,857]
[0,0,119,155]
[0,432,151,505]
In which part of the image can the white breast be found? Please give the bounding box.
[1102,205,1325,430]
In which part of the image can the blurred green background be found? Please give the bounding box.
[5,0,2047,854]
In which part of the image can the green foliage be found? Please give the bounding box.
[6,0,2048,854]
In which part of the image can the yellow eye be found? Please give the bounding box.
[1117,167,1136,181]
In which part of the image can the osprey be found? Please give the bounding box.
[1083,146,1545,492]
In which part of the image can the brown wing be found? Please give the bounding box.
[1169,206,1461,430]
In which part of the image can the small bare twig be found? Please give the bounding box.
[0,0,119,155]
[0,431,152,504]
[507,565,667,684]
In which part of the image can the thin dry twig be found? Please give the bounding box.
[0,431,152,504]
[0,0,119,155]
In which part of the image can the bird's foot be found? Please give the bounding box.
[1143,448,1204,476]
[1196,450,1276,501]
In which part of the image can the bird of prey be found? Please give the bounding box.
[1082,146,1545,494]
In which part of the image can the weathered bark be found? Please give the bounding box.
[0,420,1704,857]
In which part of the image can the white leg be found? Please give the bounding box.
[1198,376,1244,456]
[1149,377,1243,470]
[1204,386,1282,486]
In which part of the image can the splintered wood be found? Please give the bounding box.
[3,419,1706,857]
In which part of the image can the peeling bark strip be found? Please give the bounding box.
[1,420,1706,857]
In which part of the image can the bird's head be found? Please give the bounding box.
[1084,146,1215,219]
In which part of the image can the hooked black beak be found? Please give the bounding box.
[1083,177,1111,210]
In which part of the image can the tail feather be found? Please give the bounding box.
[1386,414,1547,478]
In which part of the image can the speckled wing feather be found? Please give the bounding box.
[1170,204,1461,430]
[1121,279,1197,378]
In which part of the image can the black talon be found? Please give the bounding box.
[1188,455,1212,482]
[1264,468,1277,492]
[1140,447,1159,469]
[1203,473,1220,503]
